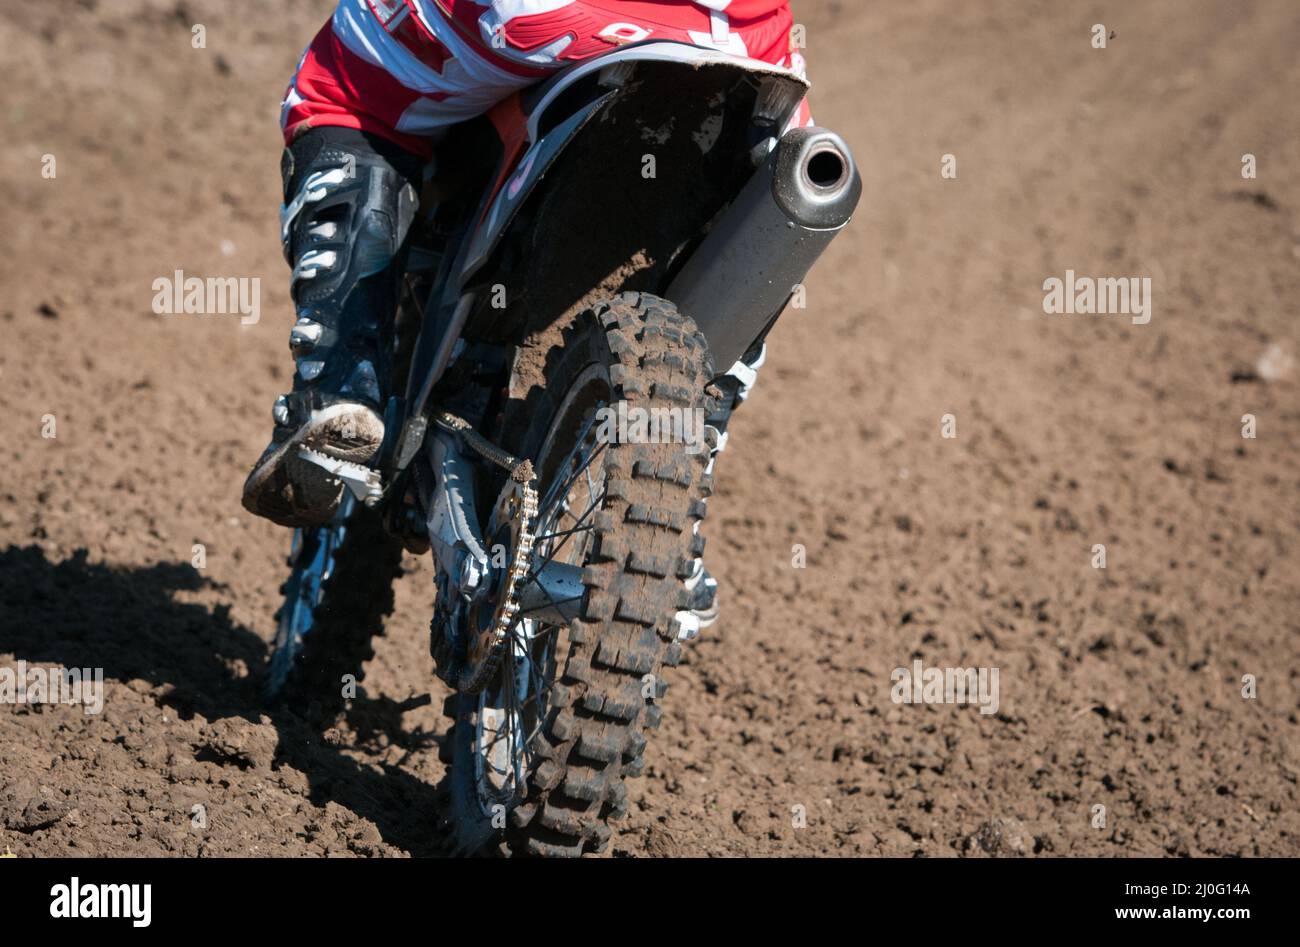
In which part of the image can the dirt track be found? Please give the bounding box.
[2,0,1298,857]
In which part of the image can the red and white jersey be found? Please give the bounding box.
[282,0,806,154]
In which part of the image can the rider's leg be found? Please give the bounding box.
[241,125,422,527]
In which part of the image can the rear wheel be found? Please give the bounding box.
[437,292,716,856]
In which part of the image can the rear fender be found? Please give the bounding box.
[458,40,808,291]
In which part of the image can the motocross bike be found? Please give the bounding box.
[264,39,860,856]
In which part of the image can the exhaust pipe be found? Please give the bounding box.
[666,126,862,373]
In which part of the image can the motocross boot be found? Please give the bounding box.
[675,344,766,639]
[242,128,422,528]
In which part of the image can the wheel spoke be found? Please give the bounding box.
[532,485,605,578]
[540,441,606,534]
[533,523,595,544]
[469,396,612,808]
[538,407,604,515]
[481,675,560,753]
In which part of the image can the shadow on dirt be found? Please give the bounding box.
[0,544,445,856]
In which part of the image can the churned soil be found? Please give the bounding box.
[1,0,1297,857]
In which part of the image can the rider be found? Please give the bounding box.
[242,0,810,626]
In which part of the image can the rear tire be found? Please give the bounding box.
[436,292,717,856]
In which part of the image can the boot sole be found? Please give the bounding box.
[242,403,384,528]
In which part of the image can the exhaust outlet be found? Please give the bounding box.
[666,126,862,374]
